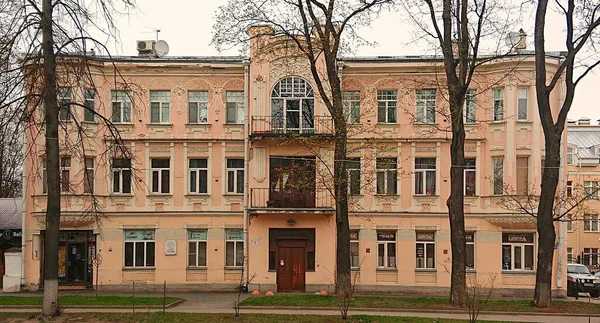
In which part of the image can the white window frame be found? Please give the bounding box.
[60,156,71,193]
[493,88,504,121]
[584,214,599,232]
[517,87,528,121]
[493,157,504,195]
[584,181,599,199]
[464,158,476,196]
[188,230,207,267]
[188,91,209,124]
[84,88,95,122]
[124,230,155,268]
[377,90,397,124]
[415,232,436,269]
[466,232,475,270]
[150,90,171,124]
[226,91,245,124]
[150,158,170,194]
[415,89,436,124]
[112,158,132,194]
[225,229,244,267]
[111,90,132,123]
[566,215,573,232]
[567,147,574,165]
[346,158,361,195]
[463,90,476,124]
[567,247,574,263]
[226,158,244,194]
[376,158,397,195]
[42,158,47,194]
[415,158,436,196]
[343,91,361,124]
[377,231,396,269]
[350,230,360,269]
[502,233,535,271]
[584,248,599,266]
[83,157,94,194]
[59,87,72,122]
[566,180,573,197]
[189,158,208,194]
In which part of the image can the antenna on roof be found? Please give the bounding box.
[142,26,162,41]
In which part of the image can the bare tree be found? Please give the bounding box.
[213,0,394,294]
[532,0,600,307]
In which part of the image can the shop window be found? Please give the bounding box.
[583,248,599,266]
[416,231,435,269]
[466,232,475,270]
[188,230,207,267]
[350,230,359,269]
[225,229,243,267]
[124,230,155,268]
[501,233,534,271]
[377,230,396,268]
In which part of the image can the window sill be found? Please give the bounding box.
[414,123,438,126]
[82,121,97,125]
[501,270,535,275]
[464,123,478,126]
[415,268,437,273]
[110,194,134,197]
[490,120,506,124]
[185,123,211,127]
[374,194,399,197]
[147,194,173,197]
[376,268,398,272]
[185,194,210,197]
[414,194,439,197]
[122,267,156,271]
[351,267,360,272]
[466,269,477,273]
[515,120,533,124]
[147,123,173,127]
[584,231,600,233]
[223,193,244,197]
[186,267,207,271]
[224,267,243,271]
[114,123,134,126]
[376,123,398,126]
[224,123,244,126]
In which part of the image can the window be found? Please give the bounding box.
[466,232,475,269]
[350,230,360,269]
[377,231,396,268]
[60,156,71,193]
[112,158,132,194]
[567,247,574,263]
[464,158,476,196]
[346,158,361,195]
[584,181,599,199]
[567,147,574,165]
[376,158,397,195]
[150,158,170,194]
[416,89,436,124]
[83,157,94,194]
[502,233,534,271]
[567,215,573,232]
[415,158,436,195]
[188,91,209,124]
[84,89,95,122]
[226,159,244,194]
[343,91,360,124]
[189,159,208,194]
[150,90,170,124]
[517,87,528,120]
[416,232,435,269]
[42,158,47,194]
[377,90,397,123]
[225,229,244,267]
[567,181,573,197]
[188,230,207,267]
[584,214,599,232]
[59,87,72,121]
[493,157,504,195]
[584,248,599,266]
[111,91,132,123]
[271,77,314,133]
[226,91,244,124]
[493,88,504,121]
[464,90,476,124]
[516,156,529,195]
[124,230,155,268]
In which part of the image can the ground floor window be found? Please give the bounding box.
[583,248,599,266]
[377,231,396,268]
[225,229,244,267]
[501,233,534,271]
[416,231,435,269]
[124,230,155,268]
[567,247,574,263]
[350,230,359,269]
[188,230,207,267]
[466,232,475,270]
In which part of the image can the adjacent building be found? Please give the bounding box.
[23,28,568,296]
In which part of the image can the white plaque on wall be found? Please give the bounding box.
[165,240,177,255]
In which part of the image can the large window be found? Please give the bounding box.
[466,232,475,269]
[226,159,244,194]
[227,91,245,124]
[60,156,71,193]
[415,158,436,195]
[376,158,397,195]
[112,158,132,194]
[225,229,244,267]
[350,230,360,269]
[493,88,504,121]
[124,230,155,268]
[377,231,396,268]
[517,87,528,121]
[464,158,476,196]
[377,90,397,123]
[566,215,573,232]
[584,214,599,232]
[343,91,361,124]
[188,91,209,124]
[516,156,529,195]
[150,90,170,124]
[83,157,94,194]
[271,77,314,132]
[189,159,208,194]
[416,89,436,124]
[346,158,361,195]
[150,158,170,194]
[59,87,72,121]
[567,147,574,165]
[583,248,599,266]
[464,90,476,124]
[493,157,504,195]
[502,233,534,271]
[567,180,573,197]
[188,230,207,267]
[584,181,599,199]
[416,232,435,269]
[84,89,95,122]
[567,247,574,263]
[111,91,132,123]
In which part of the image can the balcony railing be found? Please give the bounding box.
[250,188,334,209]
[251,116,333,136]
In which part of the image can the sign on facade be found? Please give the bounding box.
[165,239,177,255]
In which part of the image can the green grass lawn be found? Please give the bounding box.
[240,294,600,314]
[0,312,514,323]
[0,295,181,306]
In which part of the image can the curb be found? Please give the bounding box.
[239,305,600,317]
[0,298,186,310]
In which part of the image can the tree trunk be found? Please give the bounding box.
[41,0,61,316]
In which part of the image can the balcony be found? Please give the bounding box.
[250,116,333,137]
[250,188,334,210]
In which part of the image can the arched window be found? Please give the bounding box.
[271,76,314,133]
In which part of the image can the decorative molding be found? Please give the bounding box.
[373,224,401,230]
[183,223,212,229]
[225,147,244,152]
[172,86,186,96]
[490,146,505,151]
[149,147,171,152]
[119,223,160,229]
[349,224,364,230]
[188,147,209,153]
[516,145,531,150]
[411,225,440,231]
[221,223,243,229]
[415,147,436,152]
[253,147,267,183]
[465,225,480,231]
[465,146,477,152]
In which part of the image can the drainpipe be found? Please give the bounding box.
[242,59,250,288]
[21,130,26,289]
[556,77,566,289]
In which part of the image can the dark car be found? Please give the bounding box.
[568,264,600,297]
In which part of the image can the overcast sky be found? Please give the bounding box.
[99,1,597,122]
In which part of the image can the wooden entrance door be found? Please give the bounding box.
[276,240,306,292]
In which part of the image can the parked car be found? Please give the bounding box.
[568,264,600,297]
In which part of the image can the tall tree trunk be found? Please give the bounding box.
[41,0,61,316]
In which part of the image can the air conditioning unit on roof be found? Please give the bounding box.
[137,40,155,53]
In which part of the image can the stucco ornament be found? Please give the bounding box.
[269,57,313,86]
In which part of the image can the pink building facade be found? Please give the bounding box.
[23,30,568,296]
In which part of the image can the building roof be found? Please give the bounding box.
[0,198,23,230]
[567,130,600,158]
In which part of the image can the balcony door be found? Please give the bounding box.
[269,157,316,208]
[271,76,314,134]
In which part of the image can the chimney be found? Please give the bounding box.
[578,117,591,125]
